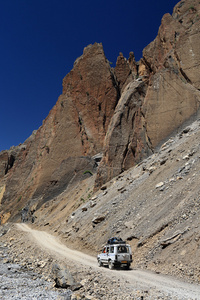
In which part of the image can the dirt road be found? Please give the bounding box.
[16,223,200,299]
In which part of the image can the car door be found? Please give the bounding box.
[104,246,110,263]
[100,246,107,263]
[117,245,130,263]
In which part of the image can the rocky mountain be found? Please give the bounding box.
[96,0,200,187]
[0,0,200,284]
[34,118,200,284]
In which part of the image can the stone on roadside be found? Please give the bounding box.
[92,215,105,224]
[155,182,164,189]
[51,263,82,290]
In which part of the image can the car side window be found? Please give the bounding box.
[110,246,114,253]
[102,247,106,253]
[106,247,109,253]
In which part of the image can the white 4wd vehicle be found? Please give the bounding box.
[97,238,132,270]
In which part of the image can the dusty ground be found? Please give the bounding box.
[1,222,200,299]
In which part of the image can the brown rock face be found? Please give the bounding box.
[31,43,119,202]
[115,52,131,90]
[0,145,26,179]
[0,152,9,178]
[95,0,200,186]
[0,146,23,179]
[143,0,200,84]
[0,43,119,219]
[143,70,200,148]
[95,80,152,187]
[114,52,138,92]
[142,0,200,147]
[62,43,119,154]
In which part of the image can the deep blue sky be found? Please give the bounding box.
[0,0,179,151]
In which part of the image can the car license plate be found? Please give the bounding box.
[121,261,127,263]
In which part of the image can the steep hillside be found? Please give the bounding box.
[34,118,200,283]
[0,2,200,279]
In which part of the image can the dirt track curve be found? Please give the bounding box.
[16,223,200,299]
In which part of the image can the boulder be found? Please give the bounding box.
[51,263,81,290]
[92,215,105,224]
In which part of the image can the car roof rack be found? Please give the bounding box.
[107,237,126,245]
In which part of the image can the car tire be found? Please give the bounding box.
[124,264,130,270]
[98,259,103,267]
[108,261,114,270]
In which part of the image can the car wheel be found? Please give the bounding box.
[98,259,103,267]
[108,261,114,270]
[124,264,130,270]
